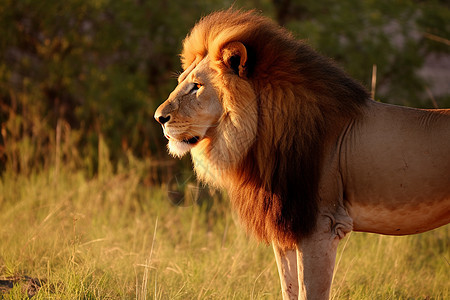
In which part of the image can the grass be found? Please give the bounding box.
[0,159,448,299]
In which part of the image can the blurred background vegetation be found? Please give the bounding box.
[0,1,449,298]
[1,0,449,179]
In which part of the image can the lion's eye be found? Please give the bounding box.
[190,83,202,94]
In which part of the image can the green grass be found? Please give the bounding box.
[0,161,448,299]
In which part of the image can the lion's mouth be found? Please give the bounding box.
[164,132,201,145]
[182,136,200,145]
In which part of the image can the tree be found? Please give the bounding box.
[270,0,450,107]
[0,0,228,175]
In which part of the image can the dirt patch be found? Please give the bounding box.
[0,276,45,298]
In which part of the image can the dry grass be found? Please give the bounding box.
[0,160,448,299]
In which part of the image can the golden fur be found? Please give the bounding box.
[155,10,450,298]
[174,10,370,248]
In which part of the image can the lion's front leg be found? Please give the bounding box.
[295,232,340,300]
[295,211,352,300]
[273,229,345,299]
[273,232,339,300]
[273,244,299,300]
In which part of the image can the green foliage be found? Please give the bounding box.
[0,0,232,175]
[0,0,449,176]
[275,0,450,106]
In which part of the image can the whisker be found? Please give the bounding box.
[170,70,182,79]
[188,123,220,128]
[170,122,220,128]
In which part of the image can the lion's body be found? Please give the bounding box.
[155,10,450,299]
[342,101,450,234]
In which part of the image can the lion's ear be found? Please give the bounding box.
[221,42,248,78]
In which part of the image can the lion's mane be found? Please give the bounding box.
[183,10,369,248]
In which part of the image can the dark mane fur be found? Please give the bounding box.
[183,10,370,248]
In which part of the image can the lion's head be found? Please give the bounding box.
[155,10,369,248]
[154,57,225,158]
[155,38,259,182]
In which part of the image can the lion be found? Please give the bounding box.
[154,10,450,300]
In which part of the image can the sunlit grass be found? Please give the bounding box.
[332,229,449,299]
[0,161,448,299]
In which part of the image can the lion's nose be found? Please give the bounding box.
[154,110,171,125]
[158,115,171,125]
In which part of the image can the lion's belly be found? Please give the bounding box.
[349,197,450,235]
[345,163,450,234]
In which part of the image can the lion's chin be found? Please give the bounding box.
[168,137,200,157]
